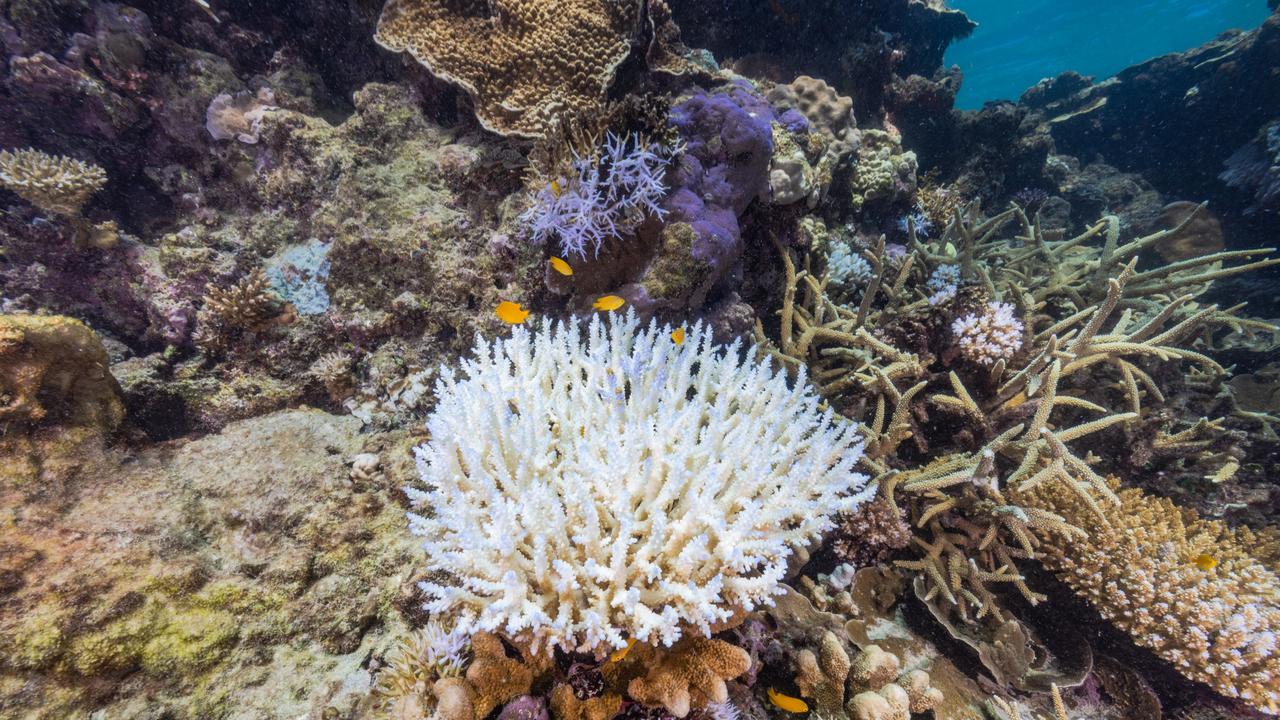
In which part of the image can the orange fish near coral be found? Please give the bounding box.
[549,256,573,276]
[767,688,808,713]
[593,295,625,312]
[495,301,530,325]
[671,327,686,345]
[609,638,637,663]
[1193,553,1218,571]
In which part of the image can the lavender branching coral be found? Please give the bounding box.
[521,132,672,259]
[407,312,870,654]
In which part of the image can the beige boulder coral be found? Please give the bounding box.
[374,0,682,138]
[0,314,124,433]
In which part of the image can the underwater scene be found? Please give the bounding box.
[1,1,1279,718]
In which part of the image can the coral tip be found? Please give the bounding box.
[767,688,808,713]
[593,295,626,312]
[550,256,574,276]
[495,301,530,324]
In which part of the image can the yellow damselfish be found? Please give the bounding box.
[550,257,574,276]
[1193,553,1218,571]
[593,295,626,312]
[767,688,808,714]
[495,301,530,325]
[672,327,686,345]
[609,638,637,663]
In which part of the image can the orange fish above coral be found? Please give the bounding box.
[671,327,686,345]
[495,301,530,324]
[550,256,573,276]
[593,295,625,312]
[767,688,808,713]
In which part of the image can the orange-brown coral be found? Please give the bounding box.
[467,632,536,718]
[550,683,622,720]
[0,314,124,433]
[1019,479,1280,714]
[626,637,751,717]
[193,270,284,353]
[374,0,681,138]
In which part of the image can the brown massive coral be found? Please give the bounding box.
[0,314,124,434]
[1019,479,1280,714]
[374,0,684,138]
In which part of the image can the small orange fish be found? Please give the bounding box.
[767,688,808,714]
[1193,553,1218,571]
[593,295,626,312]
[550,256,574,276]
[495,301,530,325]
[609,638,637,663]
[671,327,686,345]
[550,179,563,197]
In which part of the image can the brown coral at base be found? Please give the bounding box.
[626,637,752,718]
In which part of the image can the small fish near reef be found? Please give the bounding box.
[593,295,626,312]
[549,256,574,276]
[609,638,637,663]
[495,301,531,325]
[767,688,809,714]
[1194,553,1218,571]
[671,327,686,345]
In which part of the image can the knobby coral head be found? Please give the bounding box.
[407,312,870,655]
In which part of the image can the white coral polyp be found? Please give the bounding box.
[408,312,869,654]
[952,301,1024,365]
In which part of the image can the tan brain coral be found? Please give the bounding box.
[0,314,124,433]
[375,0,676,138]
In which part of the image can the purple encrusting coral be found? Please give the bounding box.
[664,81,778,277]
[521,131,671,259]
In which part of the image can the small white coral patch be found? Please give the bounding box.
[408,312,869,654]
[952,301,1024,365]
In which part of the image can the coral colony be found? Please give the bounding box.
[2,0,1279,718]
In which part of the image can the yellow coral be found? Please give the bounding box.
[374,0,681,138]
[1019,479,1280,714]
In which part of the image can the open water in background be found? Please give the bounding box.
[946,0,1269,108]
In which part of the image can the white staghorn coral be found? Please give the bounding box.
[952,301,1024,365]
[407,312,869,654]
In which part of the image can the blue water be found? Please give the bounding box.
[945,0,1269,109]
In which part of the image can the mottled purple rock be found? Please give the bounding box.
[497,695,550,720]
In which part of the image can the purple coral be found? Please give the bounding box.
[521,131,671,259]
[664,82,777,278]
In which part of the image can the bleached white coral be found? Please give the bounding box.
[827,240,873,291]
[952,301,1024,365]
[407,312,869,654]
[926,264,960,305]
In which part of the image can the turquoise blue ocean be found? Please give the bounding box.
[946,0,1270,108]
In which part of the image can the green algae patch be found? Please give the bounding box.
[4,605,67,671]
[140,608,239,677]
[64,603,164,677]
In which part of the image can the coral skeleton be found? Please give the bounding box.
[407,312,870,653]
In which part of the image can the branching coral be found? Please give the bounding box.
[1018,479,1280,713]
[407,312,870,654]
[0,147,116,248]
[626,637,752,717]
[755,201,1279,709]
[374,0,682,138]
[789,633,943,720]
[521,131,672,259]
[193,270,285,354]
